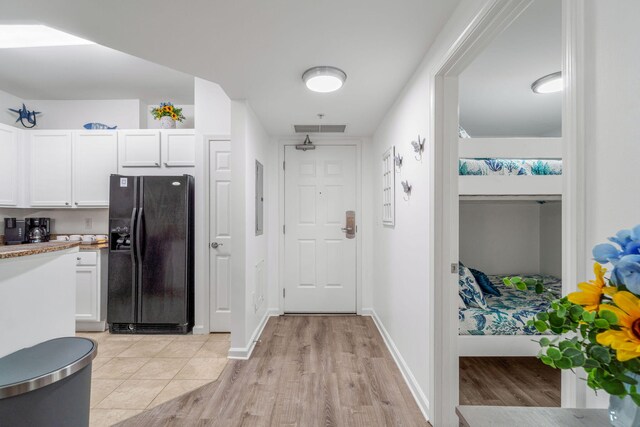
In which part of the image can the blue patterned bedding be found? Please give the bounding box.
[459,274,562,335]
[459,158,562,176]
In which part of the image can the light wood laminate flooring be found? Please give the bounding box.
[459,357,561,407]
[117,316,429,426]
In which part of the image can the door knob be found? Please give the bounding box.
[211,242,223,249]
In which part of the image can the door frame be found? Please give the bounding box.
[277,137,364,315]
[430,1,585,425]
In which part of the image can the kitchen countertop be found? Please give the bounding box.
[79,243,109,250]
[0,241,81,259]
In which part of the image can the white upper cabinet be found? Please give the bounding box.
[0,124,20,207]
[73,131,118,207]
[119,130,161,168]
[29,131,73,207]
[161,130,195,167]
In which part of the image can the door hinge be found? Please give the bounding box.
[283,225,286,234]
[283,288,286,298]
[283,161,285,170]
[451,263,459,274]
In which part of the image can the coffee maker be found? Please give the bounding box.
[24,218,51,243]
[4,218,27,245]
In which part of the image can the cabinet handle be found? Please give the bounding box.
[164,162,169,167]
[77,257,81,261]
[155,162,160,166]
[75,202,79,206]
[65,202,69,206]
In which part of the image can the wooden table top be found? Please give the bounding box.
[457,405,609,427]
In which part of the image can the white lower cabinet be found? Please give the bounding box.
[75,249,108,331]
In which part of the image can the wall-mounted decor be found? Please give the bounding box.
[83,122,117,130]
[394,151,403,172]
[411,134,426,160]
[9,103,40,128]
[151,102,185,129]
[401,180,412,200]
[255,160,264,236]
[382,147,395,226]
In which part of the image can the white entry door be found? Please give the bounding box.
[209,140,232,332]
[284,145,357,313]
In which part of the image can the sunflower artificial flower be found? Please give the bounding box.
[567,263,615,311]
[171,113,178,120]
[168,105,174,112]
[163,105,171,112]
[597,291,640,361]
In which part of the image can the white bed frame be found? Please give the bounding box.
[458,335,543,357]
[459,137,562,197]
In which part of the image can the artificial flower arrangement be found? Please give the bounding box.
[151,102,185,122]
[504,225,640,405]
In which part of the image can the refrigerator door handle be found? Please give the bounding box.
[136,207,144,261]
[130,207,138,262]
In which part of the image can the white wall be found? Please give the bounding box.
[539,202,561,277]
[582,0,640,408]
[459,202,541,275]
[0,88,24,127]
[23,99,142,129]
[193,78,231,335]
[370,0,489,419]
[229,100,271,354]
[0,208,108,235]
[146,104,195,129]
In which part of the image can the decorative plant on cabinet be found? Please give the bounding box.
[151,102,185,129]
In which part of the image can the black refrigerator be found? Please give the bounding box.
[107,174,194,334]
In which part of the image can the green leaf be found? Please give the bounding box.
[537,312,549,321]
[539,337,551,347]
[570,305,584,317]
[562,347,582,358]
[594,318,610,329]
[582,311,596,323]
[516,282,527,291]
[559,340,575,351]
[549,313,565,327]
[617,373,639,385]
[570,353,586,367]
[557,306,567,318]
[535,283,544,294]
[555,357,572,369]
[583,358,600,369]
[534,320,549,333]
[601,310,618,325]
[602,378,626,396]
[524,278,537,287]
[631,394,640,407]
[511,276,522,284]
[540,355,555,367]
[547,347,562,361]
[590,346,612,364]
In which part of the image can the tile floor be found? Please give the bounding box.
[76,331,230,427]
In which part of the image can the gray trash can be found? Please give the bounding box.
[0,337,97,427]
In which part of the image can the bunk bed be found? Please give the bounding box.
[458,137,562,198]
[457,136,563,356]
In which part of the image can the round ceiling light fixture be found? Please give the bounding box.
[302,66,347,93]
[531,71,563,94]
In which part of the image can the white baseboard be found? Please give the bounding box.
[227,309,279,360]
[366,310,430,423]
[192,325,207,335]
[458,335,542,356]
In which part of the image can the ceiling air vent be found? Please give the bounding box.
[293,124,346,133]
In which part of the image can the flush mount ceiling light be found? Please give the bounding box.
[302,66,347,93]
[0,25,95,49]
[531,71,563,94]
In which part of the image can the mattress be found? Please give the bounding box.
[459,158,562,176]
[459,274,562,335]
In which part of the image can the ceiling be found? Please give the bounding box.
[0,0,460,136]
[0,44,194,104]
[459,0,562,138]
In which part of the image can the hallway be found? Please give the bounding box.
[117,316,428,426]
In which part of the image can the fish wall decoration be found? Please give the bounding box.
[9,104,40,128]
[83,123,117,130]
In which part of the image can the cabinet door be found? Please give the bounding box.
[76,266,99,322]
[29,131,73,207]
[161,130,195,167]
[0,124,19,206]
[73,131,118,207]
[119,130,161,167]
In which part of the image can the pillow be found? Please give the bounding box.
[458,294,467,309]
[458,262,487,309]
[469,267,501,297]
